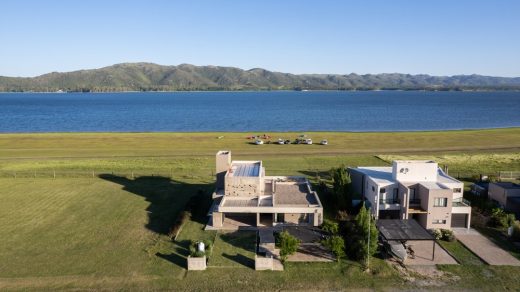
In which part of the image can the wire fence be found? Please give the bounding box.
[0,168,517,181]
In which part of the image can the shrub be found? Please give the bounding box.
[440,229,455,242]
[189,239,213,258]
[431,229,442,240]
[321,219,339,235]
[322,235,345,261]
[279,230,300,262]
[489,208,516,228]
[511,221,520,242]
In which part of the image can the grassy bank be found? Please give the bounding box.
[0,129,520,290]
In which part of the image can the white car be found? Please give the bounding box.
[277,138,285,145]
[255,139,264,145]
[304,138,313,145]
[320,139,328,145]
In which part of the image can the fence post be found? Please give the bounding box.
[53,170,56,179]
[92,171,95,178]
[131,171,134,179]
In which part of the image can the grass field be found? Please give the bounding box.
[1,129,520,290]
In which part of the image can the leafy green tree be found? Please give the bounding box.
[279,230,300,262]
[323,235,345,261]
[352,203,378,265]
[330,166,352,211]
[321,219,339,235]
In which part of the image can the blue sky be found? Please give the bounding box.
[0,0,519,77]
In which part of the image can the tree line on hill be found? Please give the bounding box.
[1,62,520,92]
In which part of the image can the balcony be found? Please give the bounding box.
[379,198,400,204]
[409,198,421,205]
[453,197,471,207]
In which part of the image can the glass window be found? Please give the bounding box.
[432,219,446,224]
[434,197,448,207]
[393,188,398,199]
[380,188,386,193]
[453,188,462,193]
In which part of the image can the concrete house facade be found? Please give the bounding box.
[208,151,323,229]
[349,160,471,229]
[488,182,520,217]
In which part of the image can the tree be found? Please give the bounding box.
[278,230,300,262]
[323,235,345,262]
[330,166,352,211]
[352,203,378,265]
[321,219,339,235]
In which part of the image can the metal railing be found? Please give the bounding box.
[379,198,400,204]
[453,197,471,207]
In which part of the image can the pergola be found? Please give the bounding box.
[376,219,436,261]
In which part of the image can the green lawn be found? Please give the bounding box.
[0,130,520,290]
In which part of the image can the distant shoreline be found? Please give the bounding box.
[0,127,519,135]
[1,88,520,94]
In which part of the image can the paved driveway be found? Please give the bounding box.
[453,228,520,266]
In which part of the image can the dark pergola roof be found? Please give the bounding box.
[377,219,434,241]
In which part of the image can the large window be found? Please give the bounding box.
[380,188,386,193]
[433,197,448,207]
[453,188,462,193]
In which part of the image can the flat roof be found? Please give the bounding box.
[350,166,461,186]
[229,161,261,177]
[274,183,319,206]
[420,182,448,190]
[351,167,395,185]
[222,198,258,207]
[377,219,434,241]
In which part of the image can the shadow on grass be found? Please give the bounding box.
[98,174,214,235]
[222,253,255,268]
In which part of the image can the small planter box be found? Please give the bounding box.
[255,255,273,270]
[187,255,207,270]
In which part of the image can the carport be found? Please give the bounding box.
[377,219,436,261]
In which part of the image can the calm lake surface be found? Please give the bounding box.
[0,91,519,132]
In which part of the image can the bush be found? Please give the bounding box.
[322,235,345,261]
[440,229,455,242]
[189,239,213,258]
[279,230,300,262]
[431,229,442,240]
[511,221,520,242]
[489,208,516,228]
[321,219,339,235]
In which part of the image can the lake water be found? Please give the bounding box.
[0,91,519,132]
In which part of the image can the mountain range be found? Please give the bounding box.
[1,63,519,92]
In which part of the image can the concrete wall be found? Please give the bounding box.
[187,256,207,270]
[284,213,308,224]
[224,176,263,196]
[216,151,231,189]
[418,184,452,230]
[392,161,438,182]
[349,168,365,197]
[255,255,274,270]
[212,212,223,228]
[489,183,520,208]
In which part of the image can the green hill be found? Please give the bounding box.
[1,62,520,92]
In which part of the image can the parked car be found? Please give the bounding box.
[255,139,264,145]
[320,139,328,145]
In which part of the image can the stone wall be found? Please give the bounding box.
[187,256,207,270]
[255,255,273,270]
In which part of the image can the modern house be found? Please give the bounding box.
[349,160,471,229]
[208,151,323,229]
[488,182,520,217]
